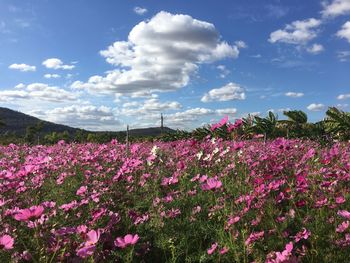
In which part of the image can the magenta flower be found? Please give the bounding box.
[211,116,228,131]
[0,235,14,250]
[336,221,350,233]
[207,242,218,255]
[220,246,229,255]
[13,205,44,221]
[338,210,350,219]
[294,228,310,242]
[245,231,265,245]
[275,242,293,262]
[76,186,87,196]
[115,234,139,248]
[336,196,346,204]
[76,230,100,258]
[201,177,223,191]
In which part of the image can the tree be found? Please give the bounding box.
[282,110,308,138]
[325,107,350,140]
[253,111,278,140]
[25,121,44,144]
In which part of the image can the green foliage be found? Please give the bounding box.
[325,107,350,140]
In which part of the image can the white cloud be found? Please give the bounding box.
[8,63,36,72]
[337,21,350,43]
[165,108,215,128]
[269,18,322,45]
[34,105,120,131]
[134,6,148,15]
[73,12,241,96]
[201,82,246,102]
[42,58,75,70]
[44,73,60,79]
[307,103,326,111]
[337,93,350,100]
[337,50,350,61]
[217,65,230,78]
[285,91,304,98]
[336,103,349,109]
[14,83,25,89]
[306,43,324,54]
[234,40,247,49]
[321,0,350,18]
[215,108,237,115]
[0,83,78,103]
[0,90,28,100]
[120,98,181,116]
[268,108,291,113]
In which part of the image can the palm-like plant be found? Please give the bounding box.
[324,107,350,140]
[253,111,278,140]
[282,110,308,138]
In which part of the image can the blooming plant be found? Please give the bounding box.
[1,135,350,262]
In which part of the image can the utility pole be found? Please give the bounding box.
[126,125,130,156]
[160,113,164,134]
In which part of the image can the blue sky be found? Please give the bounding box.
[0,0,350,131]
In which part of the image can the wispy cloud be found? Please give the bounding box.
[8,63,36,72]
[133,6,148,15]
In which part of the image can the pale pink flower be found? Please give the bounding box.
[115,234,139,248]
[0,235,14,250]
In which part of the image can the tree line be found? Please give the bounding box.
[1,107,349,145]
[161,107,350,144]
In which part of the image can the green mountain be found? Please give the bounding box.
[0,107,174,137]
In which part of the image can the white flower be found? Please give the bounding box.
[203,154,211,161]
[196,151,203,160]
[213,147,219,155]
[151,145,159,156]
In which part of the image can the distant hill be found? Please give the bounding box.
[0,107,82,136]
[0,107,175,137]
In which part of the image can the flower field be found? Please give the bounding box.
[1,138,350,262]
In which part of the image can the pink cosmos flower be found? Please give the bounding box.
[294,228,310,242]
[201,177,223,191]
[0,235,14,250]
[336,221,349,233]
[211,116,228,131]
[336,196,346,204]
[207,242,218,255]
[220,246,229,255]
[13,205,44,221]
[275,242,293,263]
[245,231,265,245]
[76,186,87,196]
[227,215,240,227]
[76,230,100,258]
[338,210,350,219]
[0,199,7,207]
[115,234,139,248]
